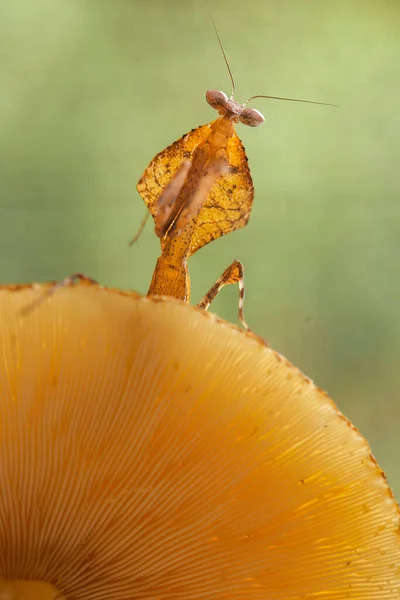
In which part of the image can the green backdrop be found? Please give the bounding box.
[0,0,399,495]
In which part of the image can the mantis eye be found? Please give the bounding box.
[239,107,265,127]
[206,89,229,110]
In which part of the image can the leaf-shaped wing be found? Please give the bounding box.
[137,120,254,256]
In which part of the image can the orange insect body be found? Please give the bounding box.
[146,156,249,328]
[147,158,228,302]
[138,89,265,266]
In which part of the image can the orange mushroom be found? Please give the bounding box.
[0,282,399,599]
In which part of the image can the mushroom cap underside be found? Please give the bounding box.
[0,283,399,599]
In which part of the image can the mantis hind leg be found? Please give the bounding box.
[197,259,248,330]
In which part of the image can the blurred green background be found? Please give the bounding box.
[0,0,399,494]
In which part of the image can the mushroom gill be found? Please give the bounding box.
[0,283,399,599]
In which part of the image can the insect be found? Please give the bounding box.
[133,27,333,329]
[133,25,332,257]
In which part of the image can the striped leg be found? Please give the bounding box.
[197,260,249,330]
